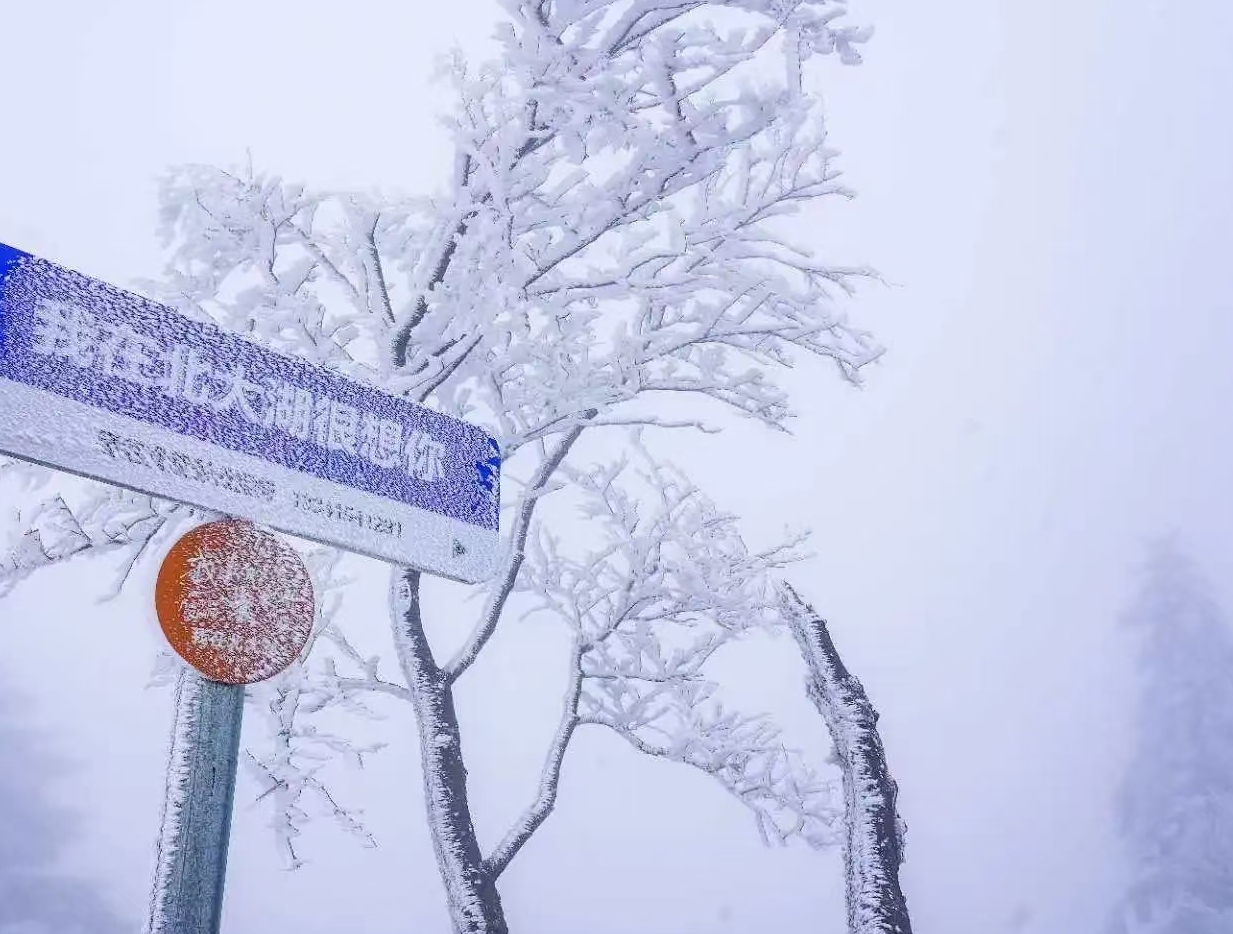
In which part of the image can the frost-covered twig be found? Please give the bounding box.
[443,416,592,684]
[0,487,199,599]
[519,449,838,848]
[240,546,384,868]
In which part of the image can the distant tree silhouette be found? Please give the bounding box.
[1106,541,1233,934]
[0,673,127,934]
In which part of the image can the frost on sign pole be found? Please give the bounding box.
[149,519,315,934]
[0,241,500,583]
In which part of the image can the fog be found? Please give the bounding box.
[1,1,1230,932]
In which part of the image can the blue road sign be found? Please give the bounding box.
[0,242,500,582]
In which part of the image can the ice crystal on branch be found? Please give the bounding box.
[241,546,387,868]
[149,0,878,455]
[521,446,838,850]
[0,488,197,599]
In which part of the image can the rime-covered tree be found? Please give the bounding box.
[0,2,884,931]
[1106,541,1233,934]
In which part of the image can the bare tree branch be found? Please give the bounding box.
[443,413,594,684]
[484,638,585,878]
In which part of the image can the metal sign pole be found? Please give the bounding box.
[148,671,244,934]
[148,518,315,933]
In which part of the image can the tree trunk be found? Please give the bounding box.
[390,568,508,934]
[780,584,912,934]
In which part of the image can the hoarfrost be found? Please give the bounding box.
[780,584,912,934]
[3,0,885,927]
[163,519,314,684]
[145,668,201,934]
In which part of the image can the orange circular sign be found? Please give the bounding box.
[155,519,315,684]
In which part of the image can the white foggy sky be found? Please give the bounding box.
[1,1,1231,933]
